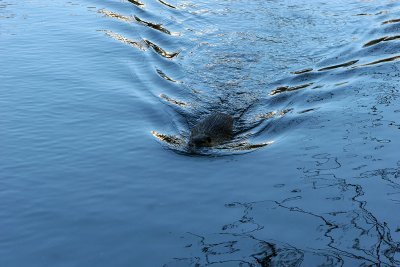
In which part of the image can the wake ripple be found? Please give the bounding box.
[96,0,400,158]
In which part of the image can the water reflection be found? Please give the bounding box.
[165,155,400,266]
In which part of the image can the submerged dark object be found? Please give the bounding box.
[189,112,233,148]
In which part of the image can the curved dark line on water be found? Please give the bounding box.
[158,0,177,9]
[156,69,177,82]
[318,60,359,71]
[144,39,180,59]
[363,35,400,47]
[270,83,313,96]
[134,15,174,35]
[334,81,348,87]
[382,19,400,25]
[159,93,188,107]
[127,0,144,7]
[354,13,372,16]
[291,68,313,75]
[358,55,400,67]
[103,33,180,58]
[298,108,316,114]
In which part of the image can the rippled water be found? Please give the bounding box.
[1,0,400,266]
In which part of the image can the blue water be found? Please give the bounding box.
[1,0,400,266]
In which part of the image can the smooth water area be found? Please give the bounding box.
[1,0,400,266]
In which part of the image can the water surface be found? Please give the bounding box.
[1,0,400,266]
